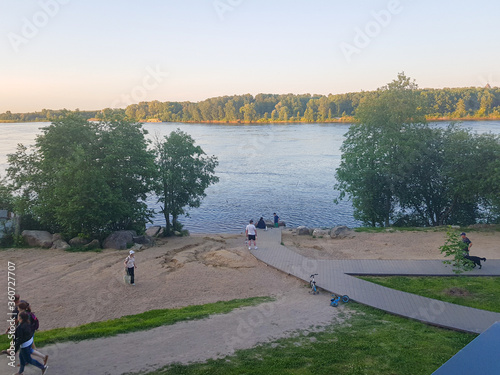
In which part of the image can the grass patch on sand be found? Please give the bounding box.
[0,297,272,348]
[359,276,500,313]
[354,226,445,233]
[142,303,474,375]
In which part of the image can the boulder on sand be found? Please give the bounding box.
[297,226,311,235]
[103,230,136,250]
[21,230,53,248]
[330,225,354,239]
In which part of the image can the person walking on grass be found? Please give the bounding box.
[246,220,257,250]
[124,250,137,285]
[14,311,48,374]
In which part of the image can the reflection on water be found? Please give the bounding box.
[2,121,500,233]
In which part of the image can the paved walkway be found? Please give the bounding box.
[251,228,500,334]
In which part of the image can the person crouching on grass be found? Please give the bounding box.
[14,311,48,374]
[246,220,257,250]
[124,250,137,285]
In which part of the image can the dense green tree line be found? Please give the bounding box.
[335,74,500,227]
[2,86,500,123]
[2,115,218,241]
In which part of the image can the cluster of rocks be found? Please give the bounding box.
[21,229,159,251]
[291,225,355,239]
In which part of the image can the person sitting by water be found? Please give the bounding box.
[256,217,267,230]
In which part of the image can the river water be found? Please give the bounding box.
[1,121,500,233]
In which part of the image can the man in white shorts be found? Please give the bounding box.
[246,220,257,250]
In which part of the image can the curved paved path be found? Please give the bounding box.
[251,228,500,334]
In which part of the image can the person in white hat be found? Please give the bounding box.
[124,250,137,285]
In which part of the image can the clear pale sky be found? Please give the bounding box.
[1,0,499,113]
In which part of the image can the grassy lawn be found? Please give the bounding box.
[359,276,500,313]
[140,303,474,375]
[0,296,272,348]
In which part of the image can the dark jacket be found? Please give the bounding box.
[256,219,266,229]
[14,322,33,353]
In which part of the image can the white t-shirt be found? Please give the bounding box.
[246,224,256,236]
[125,255,135,268]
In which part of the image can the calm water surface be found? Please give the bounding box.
[2,121,500,233]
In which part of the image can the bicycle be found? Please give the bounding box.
[309,274,319,295]
[330,294,349,307]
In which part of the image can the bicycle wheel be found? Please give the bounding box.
[331,300,338,307]
[342,295,350,303]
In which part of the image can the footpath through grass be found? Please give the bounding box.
[359,276,500,313]
[141,303,474,375]
[0,296,272,349]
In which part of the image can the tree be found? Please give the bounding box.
[153,129,219,235]
[336,73,500,227]
[335,73,427,226]
[6,114,155,239]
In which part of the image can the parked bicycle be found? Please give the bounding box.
[309,274,319,295]
[330,294,349,307]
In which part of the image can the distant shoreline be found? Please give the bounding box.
[2,116,500,124]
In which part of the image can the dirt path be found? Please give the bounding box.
[0,289,349,375]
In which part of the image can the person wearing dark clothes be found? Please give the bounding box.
[256,217,267,229]
[460,232,472,255]
[15,311,48,374]
[273,213,279,228]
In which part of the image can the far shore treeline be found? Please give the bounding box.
[1,86,500,124]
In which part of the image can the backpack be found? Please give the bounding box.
[30,312,39,331]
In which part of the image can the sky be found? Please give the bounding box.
[0,0,499,113]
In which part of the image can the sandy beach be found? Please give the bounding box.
[1,228,499,331]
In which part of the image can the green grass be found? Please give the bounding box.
[354,226,446,233]
[353,224,500,233]
[0,296,272,348]
[359,276,500,313]
[140,303,475,375]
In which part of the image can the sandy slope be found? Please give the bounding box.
[1,230,499,331]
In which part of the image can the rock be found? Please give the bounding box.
[312,229,329,237]
[145,226,162,237]
[51,239,71,250]
[69,237,91,247]
[133,235,154,247]
[297,226,311,235]
[83,239,101,251]
[21,230,53,248]
[103,230,136,250]
[129,243,143,252]
[330,225,354,239]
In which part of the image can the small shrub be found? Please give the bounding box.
[439,227,474,274]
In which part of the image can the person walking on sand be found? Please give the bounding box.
[124,250,137,285]
[246,220,258,250]
[14,311,48,374]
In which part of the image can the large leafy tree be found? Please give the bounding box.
[335,73,500,227]
[154,129,219,235]
[6,114,155,238]
[335,73,427,226]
